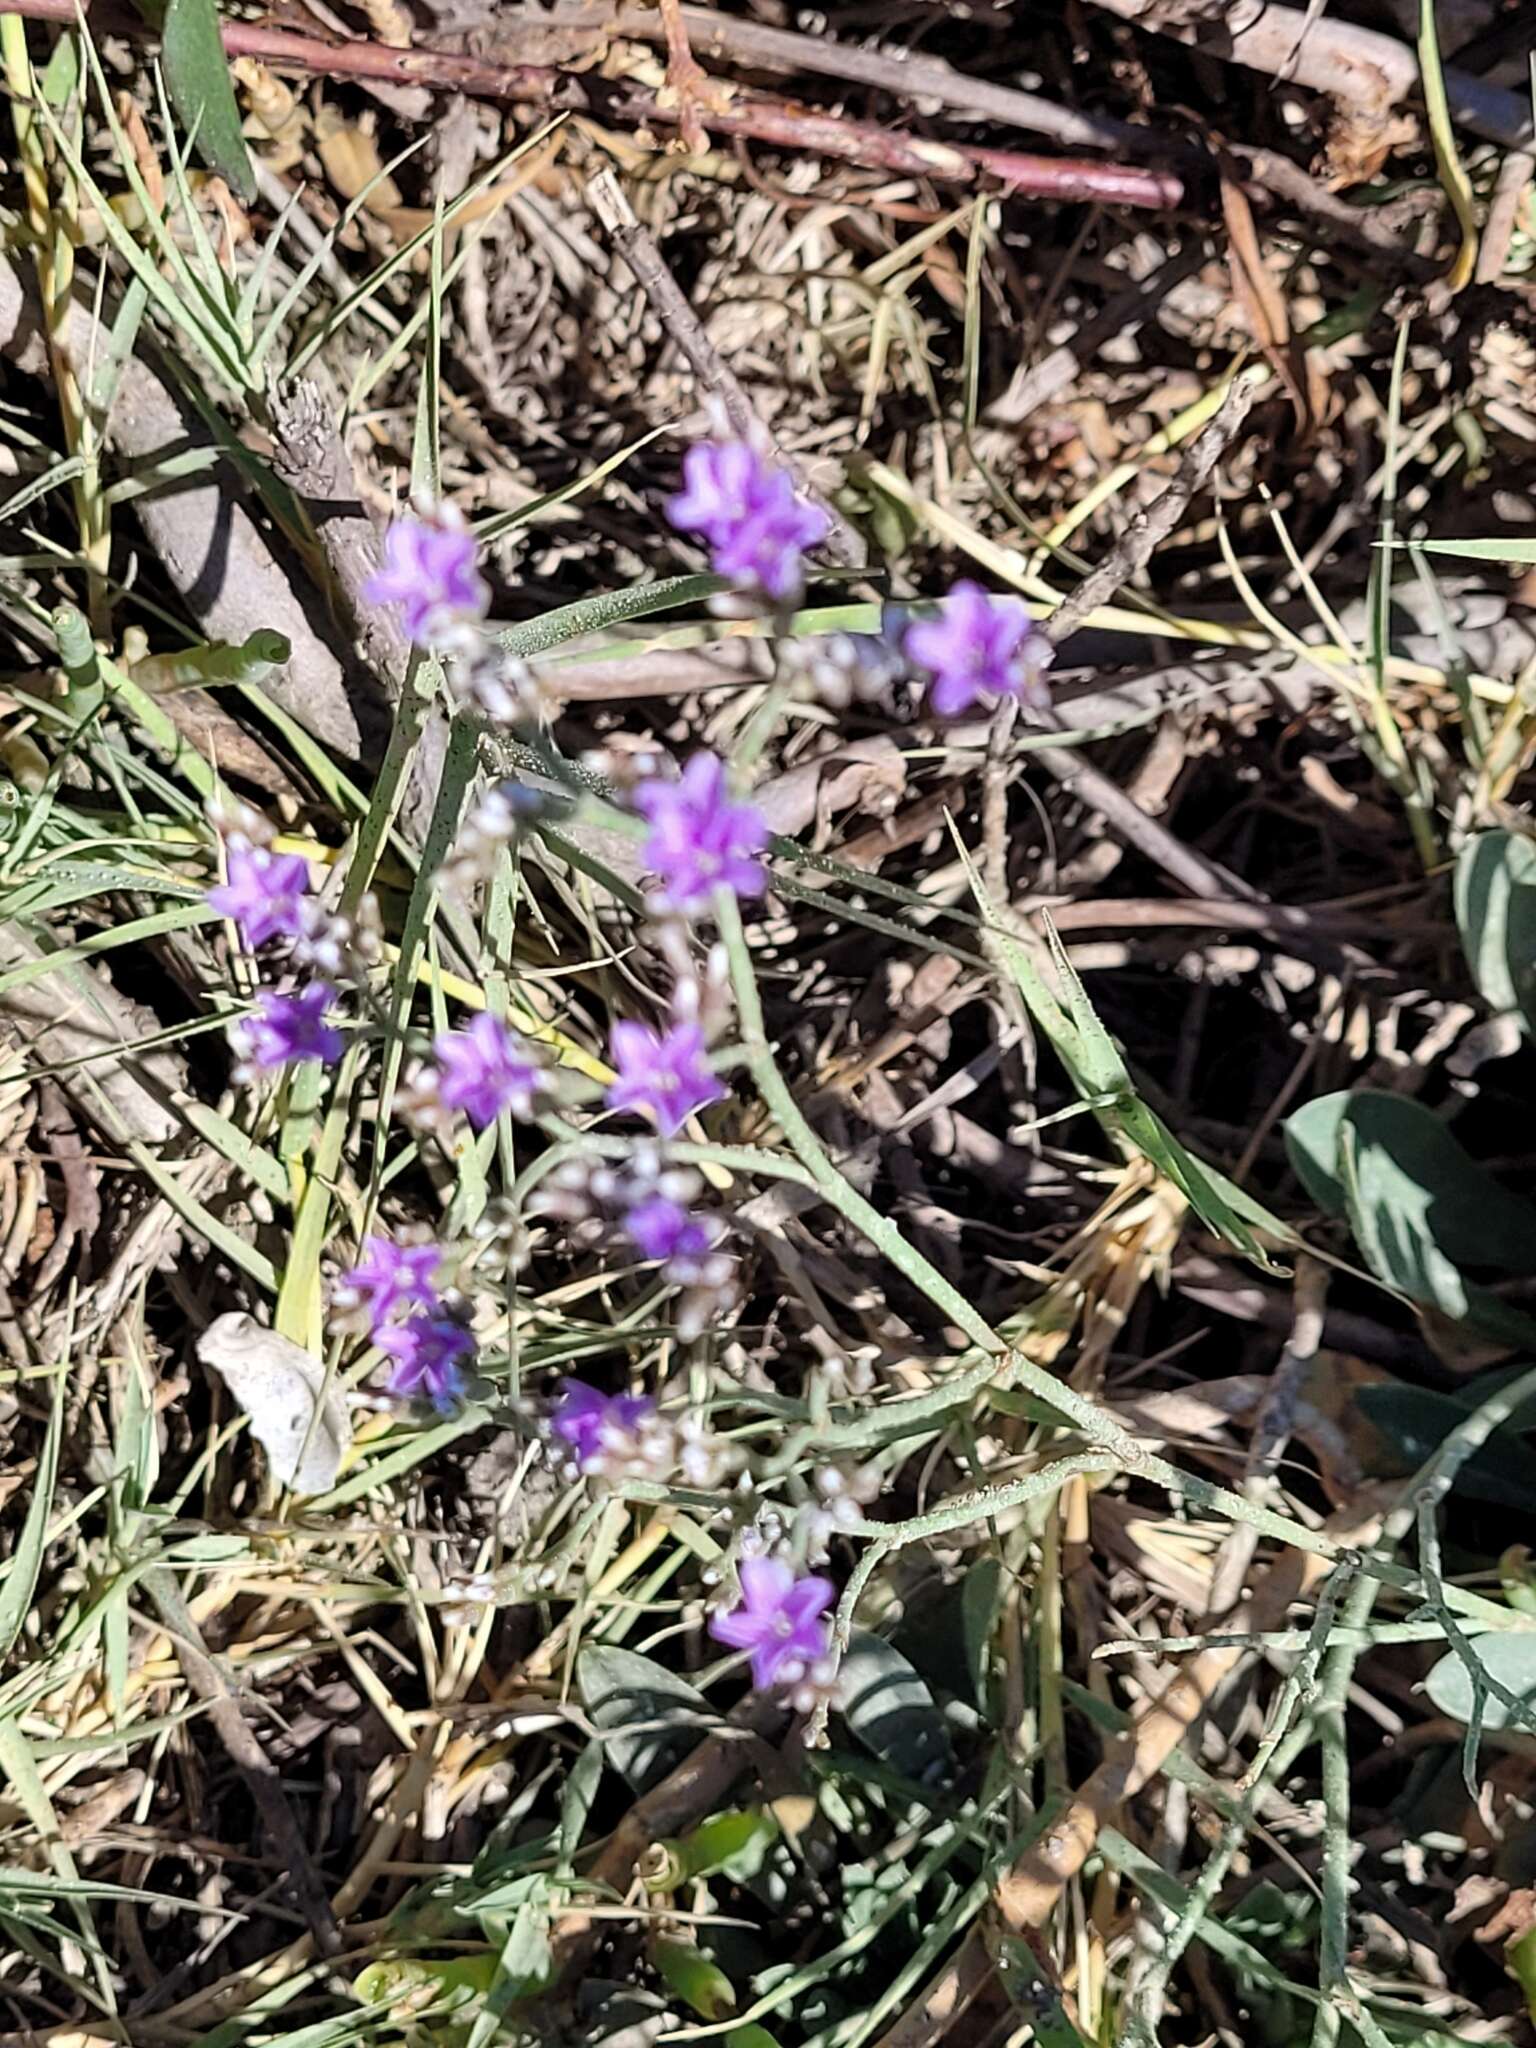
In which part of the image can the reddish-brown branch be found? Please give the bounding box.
[0,0,1187,209]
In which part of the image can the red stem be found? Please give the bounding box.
[0,0,1187,209]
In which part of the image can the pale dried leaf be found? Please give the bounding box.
[197,1311,351,1494]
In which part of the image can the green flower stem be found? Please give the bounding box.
[829,1449,1119,1652]
[1122,1559,1359,2047]
[717,887,1008,1359]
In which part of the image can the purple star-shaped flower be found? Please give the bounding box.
[230,983,343,1072]
[668,440,829,605]
[622,1192,720,1274]
[606,1018,723,1137]
[376,1311,474,1411]
[902,581,1054,719]
[207,843,312,951]
[363,512,490,650]
[433,1013,542,1129]
[633,753,768,918]
[340,1236,441,1331]
[549,1378,658,1471]
[709,1557,835,1690]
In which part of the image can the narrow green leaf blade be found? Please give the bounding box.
[160,0,256,201]
[0,1368,63,1658]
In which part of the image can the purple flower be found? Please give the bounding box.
[903,581,1054,719]
[668,440,828,604]
[338,1236,441,1331]
[230,983,343,1073]
[363,512,489,650]
[606,1018,723,1137]
[709,1557,835,1690]
[549,1378,658,1470]
[633,753,768,917]
[377,1311,474,1410]
[622,1193,721,1273]
[207,843,311,951]
[432,1013,542,1129]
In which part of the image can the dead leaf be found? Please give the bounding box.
[1218,160,1326,437]
[197,1311,351,1495]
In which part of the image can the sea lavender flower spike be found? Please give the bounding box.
[207,843,311,951]
[606,1018,724,1137]
[363,509,490,651]
[377,1311,474,1411]
[633,753,768,917]
[709,1557,835,1690]
[903,580,1053,719]
[549,1378,658,1471]
[336,1236,441,1332]
[229,984,343,1074]
[668,440,828,604]
[430,1013,543,1130]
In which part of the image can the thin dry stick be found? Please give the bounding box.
[616,3,1180,160]
[1203,1252,1329,1618]
[607,5,1434,270]
[0,0,1190,208]
[1041,375,1259,653]
[587,168,865,569]
[143,1568,343,1959]
[547,1694,788,1978]
[1079,0,1533,150]
[870,1544,1330,2048]
[1022,377,1263,903]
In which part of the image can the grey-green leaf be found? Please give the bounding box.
[839,1632,955,1786]
[161,0,256,202]
[578,1646,710,1793]
[1284,1089,1536,1281]
[1455,829,1536,1033]
[1424,1631,1536,1732]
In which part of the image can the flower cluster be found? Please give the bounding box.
[548,1377,734,1489]
[363,508,489,655]
[660,436,1054,727]
[903,580,1054,719]
[400,1012,547,1134]
[709,1557,834,1692]
[668,436,829,609]
[187,434,1070,1754]
[334,1233,473,1411]
[222,454,1060,1722]
[632,752,769,921]
[607,1015,722,1137]
[363,503,553,727]
[208,802,375,1080]
[535,1147,735,1340]
[229,982,343,1081]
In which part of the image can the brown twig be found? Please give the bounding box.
[1040,375,1258,653]
[587,168,866,569]
[548,1694,788,1979]
[143,1567,343,1959]
[0,0,1187,208]
[609,2,1187,162]
[605,4,1433,271]
[1080,0,1533,151]
[1019,377,1264,904]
